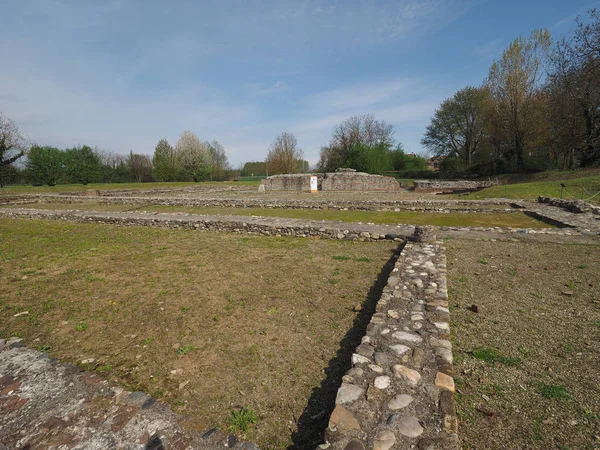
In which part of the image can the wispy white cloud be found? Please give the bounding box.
[305,79,413,111]
[473,38,504,59]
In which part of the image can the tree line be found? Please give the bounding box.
[422,9,600,174]
[0,116,233,186]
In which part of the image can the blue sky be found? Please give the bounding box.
[1,0,599,167]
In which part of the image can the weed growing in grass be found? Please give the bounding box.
[97,363,112,374]
[85,274,104,282]
[477,259,489,265]
[458,277,468,283]
[565,281,577,290]
[537,383,570,400]
[508,269,517,276]
[227,406,258,433]
[563,343,575,352]
[518,347,532,356]
[266,307,279,315]
[37,344,50,352]
[75,322,88,332]
[332,255,350,261]
[177,344,195,355]
[594,321,600,327]
[576,264,589,269]
[472,347,521,366]
[181,306,190,313]
[142,337,153,345]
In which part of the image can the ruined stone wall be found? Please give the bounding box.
[538,196,600,214]
[261,174,316,191]
[321,173,400,192]
[413,180,495,193]
[261,172,400,192]
[324,235,459,450]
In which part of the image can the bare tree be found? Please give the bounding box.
[206,140,230,181]
[0,113,26,187]
[266,131,304,174]
[127,152,153,182]
[318,114,395,172]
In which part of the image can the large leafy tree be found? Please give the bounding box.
[64,145,102,184]
[175,131,209,181]
[421,86,490,169]
[0,113,26,187]
[152,138,179,181]
[486,29,552,169]
[26,146,65,186]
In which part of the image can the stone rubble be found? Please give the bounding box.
[0,339,257,449]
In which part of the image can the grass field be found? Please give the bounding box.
[457,174,600,203]
[0,180,261,194]
[447,239,600,449]
[0,202,553,229]
[0,218,396,449]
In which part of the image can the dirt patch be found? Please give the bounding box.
[0,218,397,449]
[446,238,600,449]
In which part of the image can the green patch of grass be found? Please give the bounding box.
[266,307,279,315]
[97,363,112,374]
[85,274,104,282]
[594,320,600,327]
[227,406,258,433]
[327,279,340,284]
[576,264,589,269]
[177,344,195,356]
[565,281,577,290]
[518,346,531,356]
[332,255,350,261]
[75,322,88,332]
[537,383,570,400]
[37,344,50,352]
[455,172,600,202]
[477,259,489,265]
[471,347,521,366]
[142,337,153,346]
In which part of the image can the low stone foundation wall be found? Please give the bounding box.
[324,236,459,450]
[0,208,412,242]
[0,194,518,213]
[413,180,495,193]
[538,196,600,214]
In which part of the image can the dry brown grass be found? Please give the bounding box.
[0,218,397,448]
[447,238,600,449]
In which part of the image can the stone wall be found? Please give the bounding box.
[260,172,400,192]
[413,180,495,193]
[538,196,600,215]
[324,235,459,450]
[260,174,316,191]
[0,194,517,212]
[321,172,400,192]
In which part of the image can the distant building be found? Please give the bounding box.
[427,156,444,171]
[406,152,417,158]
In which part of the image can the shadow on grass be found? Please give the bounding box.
[289,242,405,449]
